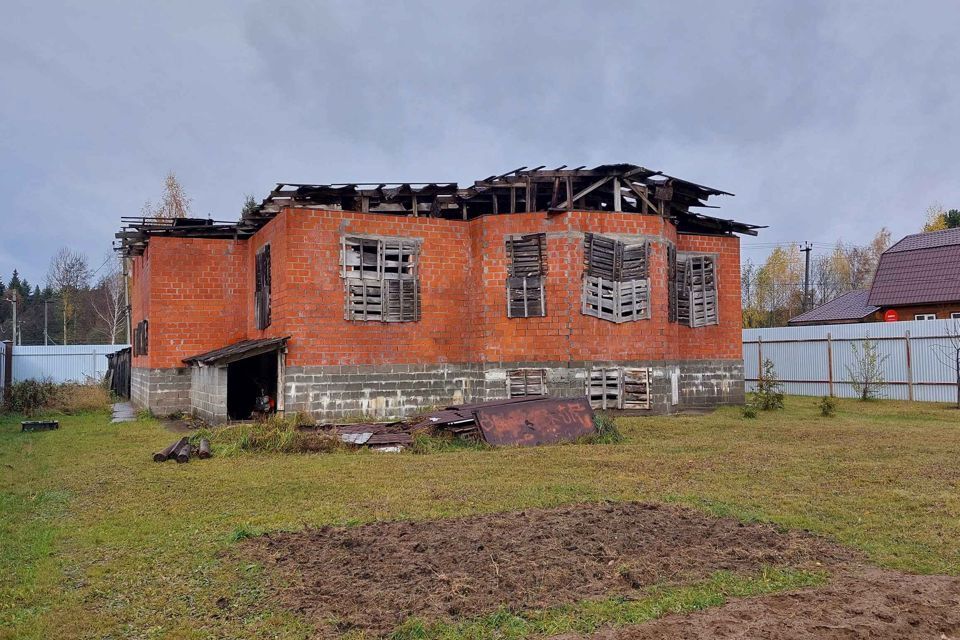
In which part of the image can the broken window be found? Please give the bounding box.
[133,320,148,356]
[505,233,546,318]
[587,366,651,409]
[581,234,650,322]
[342,235,421,322]
[507,368,546,397]
[674,254,718,328]
[255,244,271,330]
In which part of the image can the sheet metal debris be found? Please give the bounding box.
[473,397,595,446]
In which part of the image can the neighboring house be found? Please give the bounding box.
[868,227,960,321]
[787,290,880,326]
[789,227,960,326]
[116,164,762,423]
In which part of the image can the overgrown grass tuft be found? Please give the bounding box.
[383,567,824,640]
[410,432,490,454]
[228,524,262,543]
[578,412,625,445]
[209,414,348,456]
[3,379,111,416]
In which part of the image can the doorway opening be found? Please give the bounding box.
[227,351,278,420]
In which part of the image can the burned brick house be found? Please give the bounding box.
[116,164,760,423]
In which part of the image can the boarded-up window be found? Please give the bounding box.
[505,233,546,318]
[133,320,148,356]
[255,244,271,330]
[674,254,718,328]
[587,366,651,409]
[507,368,546,397]
[342,235,420,322]
[587,367,621,410]
[582,234,650,322]
[667,243,677,323]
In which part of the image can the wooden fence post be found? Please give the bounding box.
[905,330,914,402]
[826,332,834,397]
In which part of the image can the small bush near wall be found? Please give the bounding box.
[4,380,111,416]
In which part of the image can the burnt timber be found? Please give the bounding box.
[115,164,762,256]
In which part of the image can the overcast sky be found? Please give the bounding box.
[3,0,960,285]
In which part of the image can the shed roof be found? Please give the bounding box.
[183,337,289,366]
[867,228,960,307]
[787,289,879,325]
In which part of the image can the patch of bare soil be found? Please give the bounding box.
[552,565,960,640]
[245,502,853,636]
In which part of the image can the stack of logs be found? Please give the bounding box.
[153,437,212,463]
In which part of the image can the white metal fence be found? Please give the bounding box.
[743,320,960,403]
[10,345,130,385]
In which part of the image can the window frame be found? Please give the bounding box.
[504,233,547,318]
[254,243,272,330]
[915,313,937,321]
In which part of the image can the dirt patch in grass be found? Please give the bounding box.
[554,565,960,640]
[244,502,854,636]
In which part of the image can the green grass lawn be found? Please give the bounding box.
[2,396,959,639]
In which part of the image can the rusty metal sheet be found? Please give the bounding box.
[473,397,595,447]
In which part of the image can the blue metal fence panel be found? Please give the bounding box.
[11,345,130,384]
[743,320,960,402]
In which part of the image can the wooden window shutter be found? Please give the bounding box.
[342,235,420,323]
[683,255,718,328]
[667,243,678,323]
[507,369,546,397]
[582,234,650,323]
[587,367,622,409]
[505,233,547,318]
[255,245,271,330]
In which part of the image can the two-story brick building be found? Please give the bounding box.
[116,164,760,422]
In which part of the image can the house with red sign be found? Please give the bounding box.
[789,227,960,326]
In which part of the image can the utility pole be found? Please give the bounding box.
[801,242,813,311]
[6,290,17,347]
[43,298,50,346]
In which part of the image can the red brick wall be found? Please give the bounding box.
[130,208,743,368]
[130,237,249,369]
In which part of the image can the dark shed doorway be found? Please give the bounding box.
[227,350,278,420]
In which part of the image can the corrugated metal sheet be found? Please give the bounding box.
[12,345,130,384]
[744,320,960,402]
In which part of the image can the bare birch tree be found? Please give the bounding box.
[46,248,91,345]
[142,171,192,219]
[90,258,126,344]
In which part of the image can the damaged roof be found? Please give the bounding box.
[183,336,289,366]
[116,163,763,256]
[868,227,960,307]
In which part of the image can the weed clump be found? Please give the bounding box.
[5,379,110,416]
[410,431,489,454]
[211,414,346,456]
[741,403,759,419]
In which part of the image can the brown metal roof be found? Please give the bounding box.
[867,229,960,307]
[787,289,879,325]
[183,337,289,366]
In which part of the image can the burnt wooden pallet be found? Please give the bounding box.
[506,233,547,277]
[341,235,421,322]
[622,367,651,409]
[507,368,547,397]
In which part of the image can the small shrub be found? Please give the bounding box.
[847,337,889,401]
[752,359,784,411]
[741,403,758,419]
[817,395,837,417]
